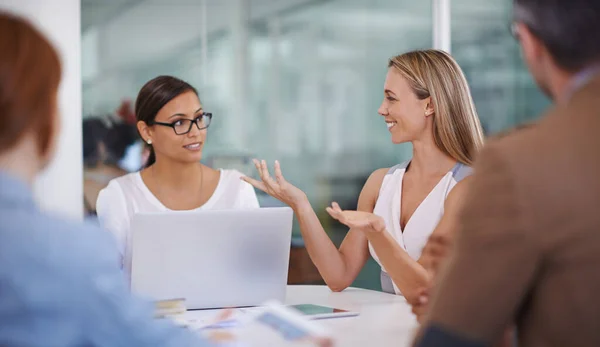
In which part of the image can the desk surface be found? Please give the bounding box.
[285,285,418,347]
[187,285,418,346]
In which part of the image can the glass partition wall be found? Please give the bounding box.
[82,0,546,290]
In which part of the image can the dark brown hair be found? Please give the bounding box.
[0,12,62,156]
[514,0,600,72]
[134,75,198,167]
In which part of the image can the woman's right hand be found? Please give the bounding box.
[242,159,308,210]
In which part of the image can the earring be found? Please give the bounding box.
[147,139,152,145]
[425,103,434,116]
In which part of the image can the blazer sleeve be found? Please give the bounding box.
[415,144,541,346]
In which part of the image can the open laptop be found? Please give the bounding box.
[128,207,293,310]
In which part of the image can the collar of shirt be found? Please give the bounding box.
[565,64,600,101]
[0,170,36,210]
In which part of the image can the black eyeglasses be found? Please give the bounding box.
[510,22,520,40]
[151,113,212,135]
[510,18,541,43]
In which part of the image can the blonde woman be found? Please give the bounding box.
[243,50,484,303]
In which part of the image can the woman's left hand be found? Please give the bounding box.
[325,202,386,235]
[410,287,430,323]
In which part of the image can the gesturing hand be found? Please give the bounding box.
[325,202,386,234]
[242,159,308,209]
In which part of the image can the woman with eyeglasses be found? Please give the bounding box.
[97,75,259,273]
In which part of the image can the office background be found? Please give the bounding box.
[81,0,550,290]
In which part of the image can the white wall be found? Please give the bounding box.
[0,0,83,220]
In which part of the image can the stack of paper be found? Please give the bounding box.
[154,298,187,318]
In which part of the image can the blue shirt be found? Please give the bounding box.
[564,63,600,101]
[0,171,211,347]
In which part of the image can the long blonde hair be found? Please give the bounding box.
[388,49,484,166]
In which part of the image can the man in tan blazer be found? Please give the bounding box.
[414,0,600,346]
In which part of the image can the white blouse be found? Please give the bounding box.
[96,169,259,270]
[370,161,472,295]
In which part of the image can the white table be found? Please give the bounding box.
[184,285,419,347]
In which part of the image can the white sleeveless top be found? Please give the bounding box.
[370,161,472,295]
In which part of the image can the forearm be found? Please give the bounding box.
[368,231,430,301]
[294,200,355,290]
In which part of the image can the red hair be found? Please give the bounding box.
[0,12,62,156]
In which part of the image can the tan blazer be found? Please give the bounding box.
[421,76,600,347]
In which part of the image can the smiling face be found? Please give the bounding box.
[140,90,207,164]
[377,68,433,144]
